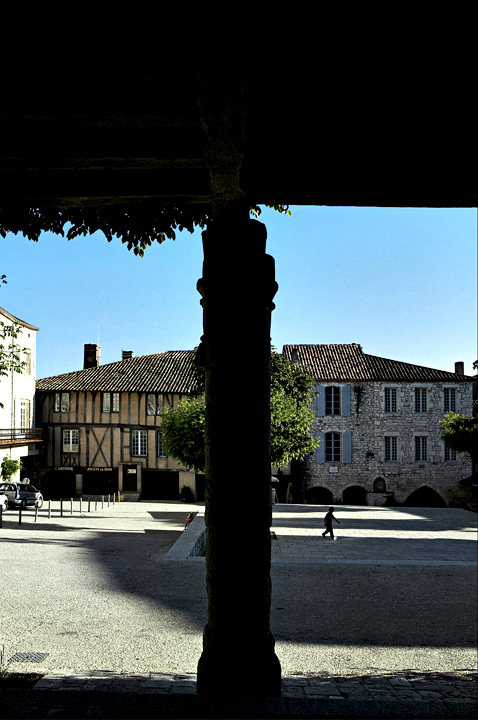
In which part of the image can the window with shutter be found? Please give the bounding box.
[316,385,325,416]
[325,387,341,415]
[325,432,341,462]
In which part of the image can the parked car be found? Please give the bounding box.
[0,492,8,511]
[0,482,43,509]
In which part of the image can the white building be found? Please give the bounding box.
[0,307,41,480]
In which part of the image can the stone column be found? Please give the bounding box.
[196,218,281,696]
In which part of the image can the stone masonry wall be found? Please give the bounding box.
[306,380,473,506]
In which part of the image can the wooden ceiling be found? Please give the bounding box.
[1,52,476,210]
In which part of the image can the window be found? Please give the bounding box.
[147,394,164,416]
[384,388,397,413]
[444,445,457,461]
[415,388,427,413]
[444,388,456,413]
[102,393,119,412]
[23,349,31,375]
[385,436,397,462]
[157,429,166,457]
[131,429,147,456]
[63,429,79,452]
[415,436,427,461]
[54,393,70,412]
[325,432,341,462]
[19,400,30,430]
[325,387,341,416]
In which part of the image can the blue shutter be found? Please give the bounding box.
[342,385,351,416]
[343,431,352,463]
[316,385,325,416]
[315,431,324,463]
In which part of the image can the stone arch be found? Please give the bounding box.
[343,485,367,505]
[404,486,448,508]
[373,477,386,493]
[306,486,333,505]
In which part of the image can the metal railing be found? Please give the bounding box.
[0,492,121,527]
[0,428,43,444]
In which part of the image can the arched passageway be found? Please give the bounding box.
[404,486,448,508]
[306,486,333,505]
[343,485,367,505]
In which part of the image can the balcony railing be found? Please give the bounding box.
[0,428,43,445]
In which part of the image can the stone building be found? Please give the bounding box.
[0,307,42,480]
[35,345,202,501]
[282,344,474,508]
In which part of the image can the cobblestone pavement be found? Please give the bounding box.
[31,669,478,704]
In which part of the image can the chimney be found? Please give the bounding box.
[84,343,101,369]
[455,361,465,375]
[122,350,133,361]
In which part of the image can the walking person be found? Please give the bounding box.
[322,507,340,540]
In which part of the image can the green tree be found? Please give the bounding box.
[270,351,319,467]
[439,411,478,463]
[0,204,290,257]
[161,349,319,472]
[161,397,206,474]
[1,456,22,481]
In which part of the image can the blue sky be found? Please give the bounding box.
[1,206,476,380]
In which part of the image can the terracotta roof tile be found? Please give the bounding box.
[36,350,197,394]
[282,344,474,382]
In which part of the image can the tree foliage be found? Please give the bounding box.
[161,397,206,474]
[161,349,318,473]
[439,411,478,462]
[270,351,319,467]
[1,456,22,481]
[0,204,290,257]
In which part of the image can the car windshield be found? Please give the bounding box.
[0,484,14,491]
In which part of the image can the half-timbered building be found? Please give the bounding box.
[35,345,202,501]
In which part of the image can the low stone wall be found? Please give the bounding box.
[165,512,205,561]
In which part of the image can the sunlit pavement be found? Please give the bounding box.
[0,501,476,718]
[271,504,477,564]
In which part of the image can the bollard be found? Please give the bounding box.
[113,493,115,506]
[88,498,91,512]
[108,494,110,508]
[118,491,120,504]
[95,497,98,511]
[19,506,22,525]
[49,499,52,520]
[61,498,63,517]
[71,498,73,515]
[80,497,83,515]
[102,495,104,510]
[35,506,38,522]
